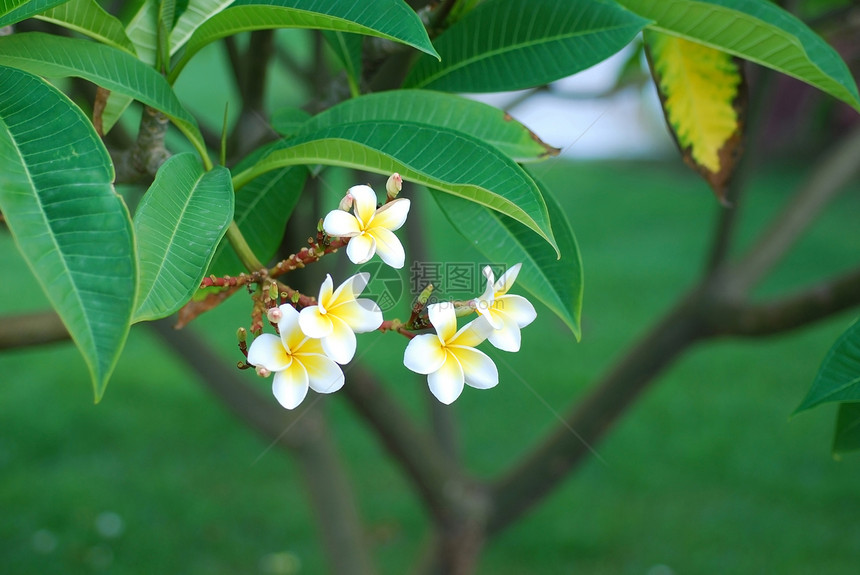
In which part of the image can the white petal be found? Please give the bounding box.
[427,353,465,405]
[317,274,334,310]
[348,184,378,226]
[302,353,345,394]
[276,304,304,352]
[321,316,357,364]
[368,227,405,269]
[494,263,522,296]
[346,233,376,265]
[298,306,333,338]
[428,303,456,343]
[247,333,291,372]
[487,313,522,352]
[330,300,382,333]
[330,272,369,307]
[403,334,446,374]
[372,198,410,231]
[451,346,498,389]
[496,294,537,327]
[323,210,361,237]
[272,362,309,409]
[450,315,494,347]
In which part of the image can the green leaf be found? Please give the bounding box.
[644,30,745,202]
[35,0,137,54]
[0,0,70,27]
[133,154,234,322]
[157,0,176,71]
[403,0,649,92]
[431,171,582,338]
[796,319,860,413]
[169,0,233,55]
[323,30,362,97]
[271,106,311,138]
[300,90,559,162]
[0,65,134,401]
[169,0,439,82]
[235,120,557,252]
[209,165,308,276]
[0,32,208,161]
[125,0,158,64]
[616,0,860,111]
[833,402,860,456]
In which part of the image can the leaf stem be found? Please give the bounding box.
[225,221,265,271]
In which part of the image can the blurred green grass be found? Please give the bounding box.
[1,158,859,575]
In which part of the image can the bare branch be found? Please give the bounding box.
[487,292,707,534]
[709,267,860,337]
[0,310,68,350]
[148,320,377,575]
[725,124,860,296]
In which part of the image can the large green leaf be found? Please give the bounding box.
[617,0,860,111]
[300,90,559,162]
[431,172,582,338]
[133,154,234,322]
[0,32,208,161]
[234,120,557,252]
[403,0,648,92]
[169,0,439,82]
[209,165,308,276]
[796,319,860,413]
[833,402,860,456]
[0,0,69,27]
[35,0,136,54]
[169,0,233,55]
[125,0,158,64]
[0,65,134,401]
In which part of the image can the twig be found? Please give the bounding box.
[148,320,377,575]
[0,310,69,350]
[724,125,860,296]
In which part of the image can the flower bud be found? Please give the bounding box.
[338,193,354,212]
[255,365,271,378]
[386,173,402,200]
[266,307,283,323]
[236,327,247,344]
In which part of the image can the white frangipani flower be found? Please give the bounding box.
[298,273,383,364]
[474,263,536,352]
[248,304,344,410]
[323,184,410,268]
[403,303,498,404]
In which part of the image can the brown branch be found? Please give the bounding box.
[724,124,860,296]
[487,292,708,534]
[148,320,376,575]
[709,267,860,337]
[111,105,171,184]
[0,310,69,350]
[340,364,473,523]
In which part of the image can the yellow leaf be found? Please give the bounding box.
[645,31,746,202]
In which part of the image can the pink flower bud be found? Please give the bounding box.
[386,173,402,200]
[338,193,354,212]
[255,366,271,378]
[266,307,283,323]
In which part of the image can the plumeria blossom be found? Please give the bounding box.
[248,304,344,410]
[474,263,537,352]
[403,303,498,404]
[323,184,410,268]
[298,273,383,364]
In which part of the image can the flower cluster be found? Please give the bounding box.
[244,177,536,408]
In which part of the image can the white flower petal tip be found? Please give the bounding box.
[405,305,498,404]
[324,184,409,268]
[477,264,536,352]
